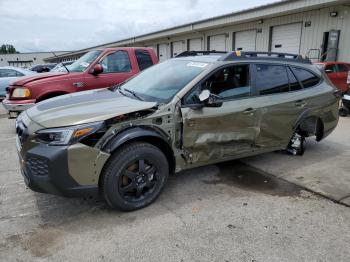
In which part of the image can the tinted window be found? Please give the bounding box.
[184,65,250,104]
[292,67,320,88]
[338,64,350,73]
[325,64,337,73]
[101,51,131,73]
[287,67,302,91]
[136,50,153,71]
[256,64,289,95]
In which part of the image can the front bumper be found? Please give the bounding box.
[16,136,99,197]
[2,99,35,112]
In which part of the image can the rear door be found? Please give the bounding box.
[83,50,135,90]
[181,64,258,164]
[253,64,305,149]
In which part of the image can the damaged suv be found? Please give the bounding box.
[15,51,339,210]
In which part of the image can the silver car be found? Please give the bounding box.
[0,66,36,99]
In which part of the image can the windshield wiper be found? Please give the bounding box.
[51,51,70,72]
[122,88,144,101]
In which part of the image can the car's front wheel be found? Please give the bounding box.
[102,142,169,211]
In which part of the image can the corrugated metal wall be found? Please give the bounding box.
[139,5,350,62]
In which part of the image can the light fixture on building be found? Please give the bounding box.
[258,19,264,24]
[330,11,338,17]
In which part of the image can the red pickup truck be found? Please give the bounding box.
[2,47,158,114]
[315,61,350,93]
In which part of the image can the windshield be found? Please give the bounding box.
[120,60,207,102]
[69,50,102,72]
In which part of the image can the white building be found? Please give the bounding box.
[0,51,70,68]
[45,0,350,63]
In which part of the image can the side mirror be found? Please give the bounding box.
[92,64,103,75]
[199,89,210,102]
[198,89,223,108]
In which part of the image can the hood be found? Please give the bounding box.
[11,72,68,86]
[26,88,157,128]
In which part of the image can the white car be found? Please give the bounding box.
[0,66,36,100]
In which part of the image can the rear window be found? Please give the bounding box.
[256,64,289,95]
[135,50,153,71]
[291,67,320,88]
[287,67,302,91]
[338,64,350,73]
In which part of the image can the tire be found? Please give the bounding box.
[339,107,349,117]
[102,142,169,211]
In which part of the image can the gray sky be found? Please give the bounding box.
[0,0,277,53]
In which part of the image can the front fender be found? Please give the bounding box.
[102,125,172,154]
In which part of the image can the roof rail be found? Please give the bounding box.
[220,51,312,64]
[175,50,227,57]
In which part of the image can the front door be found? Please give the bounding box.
[180,64,258,164]
[84,50,135,90]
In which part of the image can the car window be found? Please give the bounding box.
[0,69,19,77]
[184,64,250,104]
[325,64,337,73]
[287,67,302,91]
[291,67,320,88]
[100,51,131,73]
[135,50,153,71]
[256,64,289,95]
[15,70,24,77]
[120,60,206,103]
[337,64,350,73]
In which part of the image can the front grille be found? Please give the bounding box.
[26,155,49,176]
[16,121,28,147]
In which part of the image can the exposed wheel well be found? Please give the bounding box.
[36,92,68,102]
[98,136,175,188]
[298,116,324,141]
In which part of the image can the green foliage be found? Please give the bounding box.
[0,44,19,54]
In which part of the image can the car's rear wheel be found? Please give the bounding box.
[102,142,169,211]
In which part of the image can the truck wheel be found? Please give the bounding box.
[102,142,169,211]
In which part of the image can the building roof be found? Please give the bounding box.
[45,0,345,61]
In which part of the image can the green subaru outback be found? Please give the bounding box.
[15,51,339,210]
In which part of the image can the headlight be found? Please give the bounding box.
[12,88,31,98]
[35,121,104,146]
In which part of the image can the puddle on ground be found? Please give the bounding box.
[202,161,302,197]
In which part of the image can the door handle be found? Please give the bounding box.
[73,82,84,88]
[295,100,307,108]
[243,108,256,115]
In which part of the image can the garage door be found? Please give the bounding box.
[235,30,257,51]
[172,41,185,57]
[188,38,202,51]
[208,34,226,51]
[158,43,169,62]
[271,23,302,54]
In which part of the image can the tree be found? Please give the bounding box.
[0,44,19,54]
